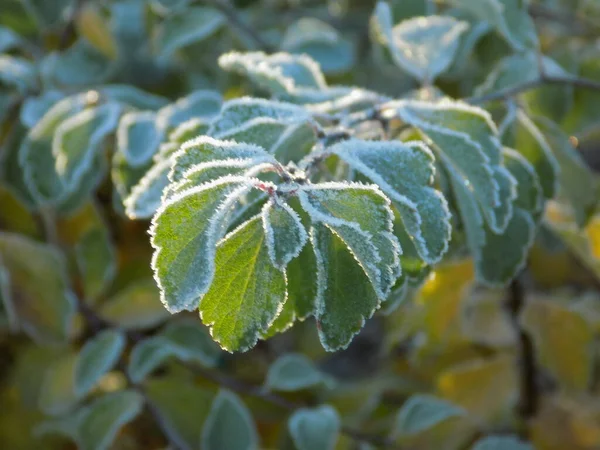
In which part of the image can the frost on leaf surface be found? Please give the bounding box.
[288,405,340,450]
[310,223,381,351]
[117,111,166,167]
[199,216,287,353]
[372,3,468,83]
[157,90,222,127]
[299,183,400,300]
[262,200,308,270]
[150,176,258,313]
[125,158,172,220]
[330,139,450,263]
[219,51,327,97]
[392,98,516,233]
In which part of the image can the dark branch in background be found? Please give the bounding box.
[202,0,275,52]
[528,4,600,37]
[506,278,538,421]
[467,74,600,105]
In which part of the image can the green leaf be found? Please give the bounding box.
[199,216,287,352]
[54,102,121,192]
[117,111,166,167]
[0,25,21,53]
[43,40,114,86]
[168,118,210,144]
[286,235,318,320]
[372,3,468,83]
[77,390,144,450]
[99,85,168,111]
[330,139,451,263]
[471,435,534,450]
[21,0,71,28]
[0,55,37,94]
[39,352,79,416]
[20,90,64,128]
[265,353,332,392]
[448,0,538,51]
[128,336,176,383]
[310,223,381,351]
[0,233,76,344]
[201,389,259,450]
[75,226,116,302]
[158,90,222,127]
[219,51,327,96]
[150,176,257,313]
[124,158,171,219]
[502,148,543,217]
[533,116,600,227]
[160,318,222,367]
[299,183,400,300]
[154,6,225,60]
[145,378,216,450]
[98,278,170,330]
[394,394,466,436]
[288,405,340,450]
[75,330,126,397]
[262,200,308,270]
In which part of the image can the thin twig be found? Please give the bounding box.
[467,74,600,104]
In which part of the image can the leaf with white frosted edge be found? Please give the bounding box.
[311,223,381,351]
[99,85,168,110]
[208,97,309,136]
[448,0,538,51]
[0,233,76,344]
[54,102,121,192]
[39,352,79,416]
[330,139,450,263]
[19,93,90,205]
[299,183,400,299]
[471,435,534,450]
[158,90,222,127]
[503,148,544,217]
[125,158,171,219]
[0,55,37,94]
[160,317,222,367]
[262,200,308,270]
[154,6,225,60]
[146,378,215,450]
[151,176,257,313]
[77,390,144,450]
[75,330,125,397]
[394,394,466,436]
[0,26,20,53]
[272,121,317,164]
[392,99,511,232]
[288,405,340,450]
[215,117,288,149]
[168,118,210,145]
[287,235,319,320]
[219,51,327,96]
[199,216,287,352]
[128,336,176,383]
[168,136,272,184]
[201,390,259,450]
[265,353,332,392]
[117,110,166,167]
[533,116,600,227]
[20,90,65,128]
[502,110,558,199]
[372,7,468,83]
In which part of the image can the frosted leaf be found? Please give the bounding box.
[157,90,222,127]
[391,99,513,233]
[282,18,339,50]
[471,435,534,450]
[219,51,327,95]
[168,118,210,145]
[299,183,400,299]
[19,93,90,205]
[125,158,172,219]
[262,200,308,270]
[199,216,287,352]
[311,223,381,351]
[99,85,168,110]
[490,166,517,232]
[265,354,332,392]
[271,121,317,164]
[168,136,273,184]
[150,176,259,312]
[215,117,288,151]
[394,395,466,436]
[117,111,166,167]
[0,55,37,94]
[154,6,225,60]
[475,52,570,98]
[330,139,451,263]
[54,102,121,192]
[503,148,543,217]
[201,390,258,450]
[448,0,538,51]
[20,90,64,128]
[0,26,20,53]
[372,4,468,83]
[208,97,309,136]
[288,405,340,450]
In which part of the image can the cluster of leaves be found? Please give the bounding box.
[1,0,600,449]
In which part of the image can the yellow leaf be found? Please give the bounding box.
[520,295,593,391]
[76,4,118,60]
[437,354,518,424]
[460,288,515,348]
